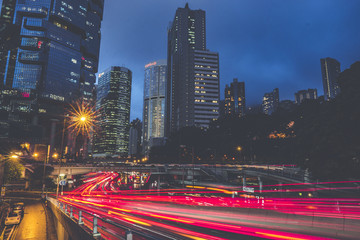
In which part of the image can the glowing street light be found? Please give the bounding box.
[67,100,98,138]
[237,146,242,151]
[10,155,19,159]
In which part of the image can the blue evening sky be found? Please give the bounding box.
[2,0,360,121]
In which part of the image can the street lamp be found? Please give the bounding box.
[236,146,243,164]
[56,100,98,199]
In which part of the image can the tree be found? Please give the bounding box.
[4,160,24,183]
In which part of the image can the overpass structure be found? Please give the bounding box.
[49,163,310,187]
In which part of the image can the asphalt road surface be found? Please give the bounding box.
[4,192,57,240]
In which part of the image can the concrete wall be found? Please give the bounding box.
[47,199,95,240]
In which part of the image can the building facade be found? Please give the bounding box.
[0,0,104,155]
[224,78,245,117]
[129,118,142,156]
[94,67,132,157]
[166,3,219,134]
[142,60,167,155]
[295,89,317,104]
[1,0,103,101]
[321,57,341,101]
[193,50,219,128]
[262,88,279,115]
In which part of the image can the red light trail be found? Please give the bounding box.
[57,172,360,240]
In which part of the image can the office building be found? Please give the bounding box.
[295,89,317,104]
[193,50,219,128]
[321,57,341,101]
[94,67,132,157]
[129,118,142,156]
[0,0,104,152]
[262,88,279,115]
[224,78,245,117]
[1,0,103,101]
[166,3,219,134]
[142,60,167,155]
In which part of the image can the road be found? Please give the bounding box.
[3,192,57,240]
[56,172,360,240]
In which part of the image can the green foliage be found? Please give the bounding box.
[4,160,24,183]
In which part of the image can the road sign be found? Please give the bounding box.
[243,187,254,193]
[1,187,5,197]
[59,180,67,186]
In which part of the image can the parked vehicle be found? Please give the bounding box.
[5,212,21,225]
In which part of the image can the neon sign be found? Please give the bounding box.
[145,61,157,68]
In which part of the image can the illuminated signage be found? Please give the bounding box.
[21,92,30,98]
[145,61,157,68]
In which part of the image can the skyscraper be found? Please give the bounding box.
[166,3,219,134]
[94,67,132,157]
[295,89,317,104]
[0,0,19,89]
[321,57,341,101]
[1,0,103,101]
[129,118,142,157]
[193,50,219,128]
[224,78,245,117]
[0,0,104,148]
[142,60,167,155]
[262,88,279,115]
[0,0,16,23]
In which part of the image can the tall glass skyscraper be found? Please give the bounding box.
[142,60,166,155]
[94,67,132,157]
[0,0,104,148]
[166,3,219,135]
[1,0,103,102]
[321,57,341,101]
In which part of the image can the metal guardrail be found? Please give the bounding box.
[48,197,170,240]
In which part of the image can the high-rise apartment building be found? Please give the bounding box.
[224,78,245,117]
[142,60,167,155]
[295,89,317,104]
[262,88,279,115]
[321,57,341,101]
[166,3,219,134]
[193,50,219,128]
[94,67,132,157]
